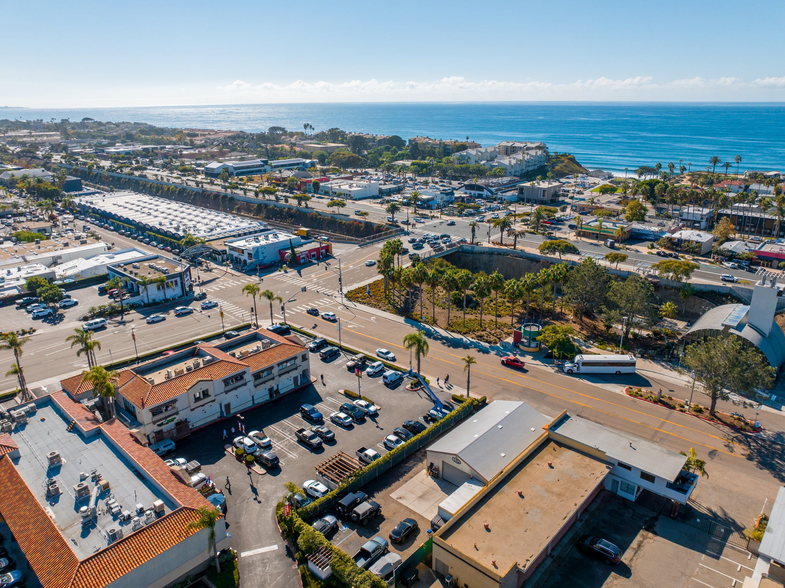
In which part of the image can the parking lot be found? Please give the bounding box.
[538,493,758,588]
[170,337,454,587]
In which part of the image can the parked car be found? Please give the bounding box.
[336,491,368,516]
[312,514,339,535]
[233,436,258,455]
[149,439,175,456]
[59,298,78,309]
[376,348,396,361]
[321,311,337,321]
[164,457,188,468]
[577,535,622,564]
[268,323,291,335]
[288,492,313,509]
[295,428,323,449]
[402,420,427,435]
[366,361,385,376]
[310,424,335,442]
[146,314,166,324]
[256,450,280,468]
[201,300,218,310]
[300,404,324,424]
[320,346,340,361]
[393,427,414,441]
[501,356,526,369]
[174,306,194,316]
[307,337,327,351]
[446,220,456,226]
[351,503,383,527]
[383,370,404,386]
[16,296,39,308]
[330,412,353,428]
[194,291,207,300]
[224,330,240,339]
[346,354,367,371]
[353,399,378,417]
[26,303,47,314]
[340,403,366,423]
[306,308,320,316]
[0,558,14,574]
[32,307,53,319]
[383,434,404,450]
[0,570,23,587]
[248,430,272,449]
[303,479,330,499]
[389,518,419,544]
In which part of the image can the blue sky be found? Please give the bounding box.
[3,0,785,107]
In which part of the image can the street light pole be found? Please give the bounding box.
[338,257,343,304]
[219,307,225,334]
[688,370,697,412]
[618,317,628,353]
[337,318,342,350]
[131,327,139,364]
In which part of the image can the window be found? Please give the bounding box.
[640,471,656,484]
[619,480,636,495]
[301,354,307,362]
[278,358,296,370]
[616,462,632,471]
[193,389,211,402]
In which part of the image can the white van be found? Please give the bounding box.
[382,370,403,386]
[149,439,176,456]
[83,318,107,331]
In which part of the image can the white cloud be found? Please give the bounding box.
[753,76,785,88]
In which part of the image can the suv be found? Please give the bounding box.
[336,491,369,517]
[346,354,367,371]
[340,402,366,423]
[577,535,622,564]
[307,338,327,352]
[299,404,323,424]
[268,323,291,335]
[319,346,340,361]
[351,500,382,525]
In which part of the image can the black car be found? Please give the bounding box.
[389,518,419,544]
[16,297,39,308]
[194,291,207,300]
[268,323,291,336]
[310,424,335,442]
[339,403,366,423]
[307,338,327,352]
[336,491,368,516]
[256,450,279,468]
[577,535,622,564]
[402,420,427,435]
[319,346,340,361]
[300,404,324,424]
[97,285,108,295]
[393,427,414,441]
[306,308,320,316]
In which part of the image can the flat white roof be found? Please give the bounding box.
[226,230,297,249]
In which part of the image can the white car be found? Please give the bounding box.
[303,479,330,499]
[366,260,376,267]
[32,308,53,319]
[146,314,166,324]
[233,436,258,455]
[376,348,396,361]
[353,399,378,418]
[59,298,78,309]
[190,472,209,489]
[720,274,738,283]
[330,411,353,428]
[165,457,187,468]
[248,430,272,449]
[174,306,194,316]
[383,435,404,450]
[321,312,337,321]
[366,361,385,376]
[201,300,219,310]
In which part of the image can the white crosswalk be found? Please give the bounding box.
[272,273,337,296]
[208,298,252,321]
[201,276,259,293]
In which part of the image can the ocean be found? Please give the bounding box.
[2,102,784,174]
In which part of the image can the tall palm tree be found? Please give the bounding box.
[0,332,29,401]
[443,270,459,328]
[386,202,401,222]
[472,273,490,328]
[106,276,127,313]
[260,289,282,326]
[709,156,721,174]
[242,283,261,325]
[65,328,101,369]
[536,267,552,324]
[722,162,732,176]
[550,263,570,314]
[468,221,478,245]
[426,267,442,324]
[454,270,474,326]
[403,331,429,375]
[187,506,223,573]
[493,217,512,245]
[462,355,476,399]
[519,273,537,323]
[504,279,522,327]
[83,365,118,418]
[412,263,428,320]
[507,228,526,250]
[735,154,742,175]
[488,271,505,328]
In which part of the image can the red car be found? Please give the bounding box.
[501,356,526,369]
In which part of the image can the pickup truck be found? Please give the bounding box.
[356,446,382,465]
[351,500,381,525]
[353,536,388,569]
[295,428,323,450]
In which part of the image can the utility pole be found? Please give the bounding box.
[131,326,139,364]
[219,307,225,334]
[687,370,697,412]
[618,317,628,353]
[338,257,343,304]
[337,317,342,349]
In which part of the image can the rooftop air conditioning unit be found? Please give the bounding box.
[74,482,90,499]
[185,365,193,372]
[153,500,165,514]
[228,351,237,357]
[261,340,271,350]
[146,377,154,384]
[132,517,142,531]
[107,527,123,543]
[165,370,172,380]
[174,367,185,376]
[47,451,61,466]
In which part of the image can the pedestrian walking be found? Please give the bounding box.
[445,374,450,385]
[225,476,231,490]
[223,429,227,439]
[321,374,325,385]
[437,377,440,387]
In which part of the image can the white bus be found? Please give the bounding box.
[563,354,636,375]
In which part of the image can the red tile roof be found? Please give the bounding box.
[51,391,102,432]
[0,434,17,456]
[60,373,96,398]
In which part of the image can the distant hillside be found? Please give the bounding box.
[546,153,588,178]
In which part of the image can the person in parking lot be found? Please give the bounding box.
[321,374,325,385]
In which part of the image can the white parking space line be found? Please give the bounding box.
[333,530,357,547]
[704,551,755,571]
[698,563,739,581]
[280,419,304,431]
[689,579,717,588]
[268,424,297,440]
[240,544,279,557]
[321,397,344,408]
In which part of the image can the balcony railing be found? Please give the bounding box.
[151,408,179,424]
[223,379,248,393]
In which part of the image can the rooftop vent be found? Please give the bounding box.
[47,451,61,466]
[107,527,123,543]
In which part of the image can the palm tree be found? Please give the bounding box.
[83,365,118,418]
[472,273,490,328]
[507,228,526,250]
[735,154,742,175]
[709,156,721,174]
[468,221,478,245]
[65,328,101,369]
[386,202,401,222]
[462,355,476,399]
[722,162,732,176]
[504,279,522,327]
[488,270,505,328]
[493,217,512,245]
[426,267,442,324]
[410,191,421,214]
[106,276,127,313]
[536,267,552,324]
[403,331,429,375]
[187,506,223,574]
[242,283,261,325]
[0,332,29,401]
[443,270,459,328]
[519,273,537,323]
[260,289,282,326]
[454,269,474,326]
[412,263,428,320]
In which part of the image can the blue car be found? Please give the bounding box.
[299,404,323,424]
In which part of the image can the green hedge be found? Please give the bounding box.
[298,397,478,521]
